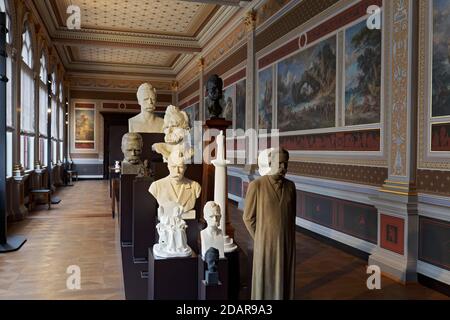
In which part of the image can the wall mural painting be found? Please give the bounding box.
[431,123,450,151]
[432,0,450,117]
[75,109,95,149]
[184,103,199,128]
[222,86,235,122]
[345,20,382,126]
[258,67,273,130]
[236,79,246,130]
[277,36,337,132]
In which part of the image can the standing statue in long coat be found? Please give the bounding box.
[243,148,296,300]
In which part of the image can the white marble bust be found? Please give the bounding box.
[129,83,164,133]
[153,105,193,162]
[201,201,225,259]
[154,201,192,258]
[148,150,201,219]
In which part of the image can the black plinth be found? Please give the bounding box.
[120,174,136,244]
[148,248,198,300]
[132,176,157,261]
[121,243,147,300]
[0,236,27,253]
[198,255,228,300]
[225,249,240,300]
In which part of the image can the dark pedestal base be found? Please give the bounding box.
[148,248,198,300]
[225,249,240,300]
[198,256,228,300]
[199,281,227,300]
[121,243,147,300]
[132,177,156,261]
[0,236,27,253]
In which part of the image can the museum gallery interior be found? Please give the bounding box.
[0,0,449,301]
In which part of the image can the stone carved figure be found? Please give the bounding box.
[201,201,225,259]
[129,83,164,133]
[243,148,296,300]
[121,133,144,174]
[206,74,224,119]
[148,150,201,220]
[153,105,193,162]
[153,201,192,258]
[204,247,220,285]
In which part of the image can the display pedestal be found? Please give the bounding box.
[200,119,234,237]
[225,247,240,300]
[148,248,198,300]
[132,176,157,261]
[120,173,136,244]
[198,255,228,300]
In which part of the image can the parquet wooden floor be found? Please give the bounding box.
[0,181,447,300]
[0,181,124,300]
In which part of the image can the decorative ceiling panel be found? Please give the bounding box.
[74,46,176,66]
[55,0,216,36]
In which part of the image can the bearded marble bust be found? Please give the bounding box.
[121,132,144,174]
[129,83,164,133]
[153,105,193,162]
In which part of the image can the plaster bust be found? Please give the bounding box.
[148,150,201,219]
[258,147,289,179]
[129,83,164,133]
[201,201,225,259]
[153,105,193,161]
[121,132,143,165]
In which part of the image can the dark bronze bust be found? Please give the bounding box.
[206,74,224,119]
[204,247,220,285]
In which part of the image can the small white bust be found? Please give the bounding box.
[201,201,225,259]
[153,201,192,258]
[129,83,164,133]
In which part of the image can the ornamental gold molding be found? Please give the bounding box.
[69,77,172,92]
[389,0,409,177]
[244,10,257,33]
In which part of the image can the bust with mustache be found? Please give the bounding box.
[129,83,164,133]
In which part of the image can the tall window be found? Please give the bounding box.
[51,72,57,164]
[39,54,48,166]
[2,0,13,176]
[58,83,64,162]
[20,26,35,170]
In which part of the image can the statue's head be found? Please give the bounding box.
[167,150,187,183]
[258,148,289,180]
[163,105,190,144]
[121,133,143,164]
[206,74,223,102]
[137,83,157,113]
[203,201,221,229]
[204,247,219,272]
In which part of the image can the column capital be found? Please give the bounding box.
[197,57,205,72]
[244,9,257,33]
[171,80,179,92]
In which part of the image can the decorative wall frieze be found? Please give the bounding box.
[69,77,173,92]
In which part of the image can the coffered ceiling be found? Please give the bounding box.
[33,0,244,78]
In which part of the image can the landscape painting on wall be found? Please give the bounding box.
[75,109,95,143]
[258,67,273,130]
[277,36,336,132]
[235,79,246,130]
[432,0,450,117]
[222,85,235,122]
[345,20,382,125]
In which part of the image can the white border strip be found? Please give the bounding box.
[297,217,377,254]
[417,260,450,285]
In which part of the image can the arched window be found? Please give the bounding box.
[39,54,48,165]
[51,72,57,164]
[58,82,64,161]
[20,26,35,170]
[1,0,13,176]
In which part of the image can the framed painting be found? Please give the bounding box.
[344,19,382,126]
[235,79,246,131]
[277,36,337,132]
[74,107,95,149]
[258,66,273,130]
